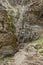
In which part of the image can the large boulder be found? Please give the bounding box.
[0,44,43,65]
[13,44,43,65]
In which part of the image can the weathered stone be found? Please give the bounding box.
[0,4,18,57]
[0,32,17,57]
[18,25,40,43]
[0,44,43,65]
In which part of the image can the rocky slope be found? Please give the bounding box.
[0,42,43,65]
[0,0,43,65]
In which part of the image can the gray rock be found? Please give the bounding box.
[0,44,43,65]
[18,25,40,43]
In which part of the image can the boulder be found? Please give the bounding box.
[0,44,43,65]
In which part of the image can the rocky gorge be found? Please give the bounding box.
[0,0,43,65]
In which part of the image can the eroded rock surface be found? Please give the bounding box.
[0,44,43,65]
[0,4,18,57]
[0,32,17,57]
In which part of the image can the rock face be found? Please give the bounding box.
[0,32,17,57]
[13,45,43,65]
[8,0,40,6]
[18,25,41,43]
[12,0,43,43]
[0,44,43,65]
[1,0,43,43]
[0,4,18,57]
